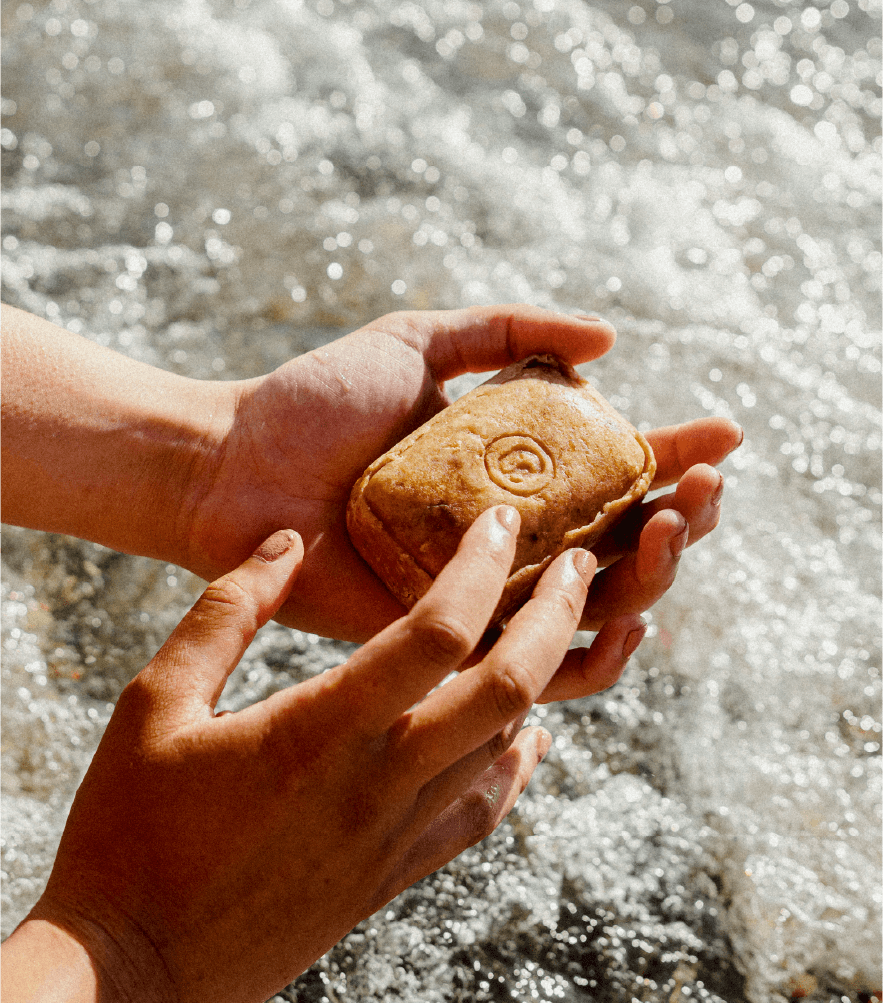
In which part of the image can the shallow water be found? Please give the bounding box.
[1,0,881,1000]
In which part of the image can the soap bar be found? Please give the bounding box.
[346,354,656,626]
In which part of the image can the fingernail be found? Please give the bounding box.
[252,529,297,563]
[622,622,647,661]
[711,473,725,507]
[486,506,519,549]
[574,313,607,324]
[494,505,520,532]
[558,549,592,588]
[669,518,689,559]
[536,728,552,762]
[571,548,594,584]
[736,425,745,447]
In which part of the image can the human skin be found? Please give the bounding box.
[0,303,740,999]
[1,302,741,667]
[4,512,636,1002]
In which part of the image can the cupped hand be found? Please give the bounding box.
[184,304,741,650]
[25,510,637,1003]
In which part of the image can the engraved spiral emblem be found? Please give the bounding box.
[484,435,555,496]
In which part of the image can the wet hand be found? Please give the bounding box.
[24,509,631,1003]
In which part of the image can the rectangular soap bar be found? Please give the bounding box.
[346,354,656,626]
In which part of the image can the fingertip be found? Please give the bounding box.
[711,471,725,507]
[243,528,304,613]
[536,547,595,595]
[622,618,648,660]
[573,312,617,346]
[646,417,745,488]
[455,505,520,559]
[653,507,688,543]
[596,613,647,667]
[564,314,616,363]
[250,528,302,564]
[507,727,551,793]
[731,421,745,450]
[708,416,744,443]
[634,509,686,583]
[669,518,689,559]
[571,547,597,585]
[538,612,647,703]
[701,417,744,462]
[533,726,552,762]
[492,504,520,536]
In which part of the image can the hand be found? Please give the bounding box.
[183,305,742,646]
[11,510,636,1002]
[578,418,742,630]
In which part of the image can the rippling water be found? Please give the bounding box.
[1,0,881,1000]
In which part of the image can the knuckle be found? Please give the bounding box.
[197,578,260,631]
[370,312,421,350]
[460,787,500,846]
[201,576,253,611]
[375,309,406,326]
[489,660,535,720]
[486,727,511,764]
[115,673,158,724]
[409,611,474,669]
[547,582,586,623]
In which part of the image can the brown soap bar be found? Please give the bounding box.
[347,354,656,626]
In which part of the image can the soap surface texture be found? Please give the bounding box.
[346,355,656,624]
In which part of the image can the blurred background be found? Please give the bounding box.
[1,0,880,1000]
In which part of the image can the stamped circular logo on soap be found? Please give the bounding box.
[484,435,555,496]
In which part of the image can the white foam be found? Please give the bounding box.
[2,0,880,996]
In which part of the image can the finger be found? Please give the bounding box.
[370,727,551,911]
[276,536,409,644]
[392,548,593,781]
[330,505,520,734]
[136,530,303,721]
[579,510,687,631]
[593,464,724,565]
[370,304,616,381]
[630,464,723,548]
[403,710,531,838]
[646,417,743,489]
[536,615,647,703]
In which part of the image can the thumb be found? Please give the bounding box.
[138,530,303,721]
[370,304,616,382]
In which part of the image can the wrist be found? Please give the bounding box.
[1,306,236,570]
[127,371,237,573]
[2,918,98,1003]
[8,897,179,1003]
[172,375,258,583]
[178,370,300,587]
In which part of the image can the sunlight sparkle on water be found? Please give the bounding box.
[2,0,880,998]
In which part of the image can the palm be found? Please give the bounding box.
[189,307,741,642]
[220,328,450,638]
